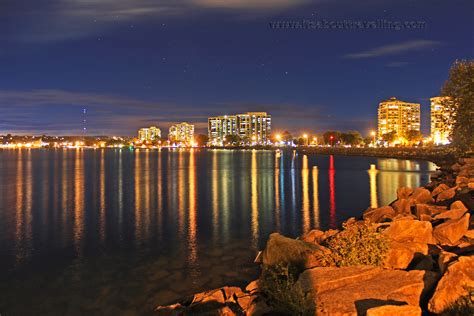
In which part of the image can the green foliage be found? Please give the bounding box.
[442,60,474,153]
[404,129,423,145]
[443,287,474,316]
[260,263,314,316]
[381,131,397,144]
[340,131,363,146]
[322,220,389,267]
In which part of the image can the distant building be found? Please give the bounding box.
[138,126,161,142]
[168,122,195,145]
[430,96,456,145]
[208,115,238,144]
[377,97,420,141]
[208,112,271,145]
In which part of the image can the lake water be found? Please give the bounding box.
[0,149,436,315]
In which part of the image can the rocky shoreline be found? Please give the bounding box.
[155,157,473,315]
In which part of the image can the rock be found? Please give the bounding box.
[432,183,450,196]
[383,241,428,270]
[450,200,468,212]
[383,220,434,244]
[363,206,396,223]
[391,199,413,215]
[433,213,470,245]
[428,256,474,314]
[419,214,433,222]
[262,233,329,270]
[397,187,414,199]
[436,187,457,202]
[366,305,422,316]
[465,230,474,239]
[438,251,458,274]
[414,204,446,218]
[245,280,259,294]
[301,229,325,244]
[456,176,469,186]
[411,187,434,204]
[297,266,437,315]
[393,214,417,221]
[434,207,468,221]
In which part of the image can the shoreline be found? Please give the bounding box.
[156,156,473,315]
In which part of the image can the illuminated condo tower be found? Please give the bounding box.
[430,96,455,145]
[208,112,271,144]
[377,97,420,140]
[168,122,195,145]
[138,126,161,142]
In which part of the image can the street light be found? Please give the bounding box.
[330,135,334,147]
[303,134,308,146]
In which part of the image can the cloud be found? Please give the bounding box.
[344,40,442,59]
[1,0,310,42]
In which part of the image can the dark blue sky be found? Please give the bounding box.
[1,0,473,136]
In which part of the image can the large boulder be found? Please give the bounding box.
[434,207,468,221]
[391,199,413,215]
[428,256,474,314]
[397,187,414,199]
[297,266,437,315]
[414,204,446,219]
[262,233,329,269]
[363,206,396,223]
[433,213,470,245]
[432,183,450,196]
[411,187,434,204]
[383,241,428,270]
[366,305,422,316]
[155,286,245,315]
[383,220,434,244]
[436,187,457,202]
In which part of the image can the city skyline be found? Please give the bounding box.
[1,0,472,135]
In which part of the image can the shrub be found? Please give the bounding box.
[260,263,314,315]
[322,220,389,267]
[443,287,474,315]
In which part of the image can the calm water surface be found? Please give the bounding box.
[0,149,436,315]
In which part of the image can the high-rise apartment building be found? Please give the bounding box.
[138,126,161,142]
[430,96,456,145]
[168,122,195,145]
[208,112,271,145]
[377,97,420,140]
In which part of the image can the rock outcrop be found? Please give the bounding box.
[297,266,436,315]
[428,255,474,314]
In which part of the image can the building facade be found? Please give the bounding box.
[208,112,271,145]
[430,96,455,145]
[138,126,161,142]
[377,97,420,141]
[168,122,195,145]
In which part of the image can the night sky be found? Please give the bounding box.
[1,0,473,136]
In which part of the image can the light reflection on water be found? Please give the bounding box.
[0,149,436,314]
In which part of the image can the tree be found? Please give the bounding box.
[441,60,474,152]
[225,134,240,146]
[282,131,293,142]
[195,134,209,146]
[381,131,397,144]
[340,131,362,146]
[323,131,341,145]
[404,130,423,146]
